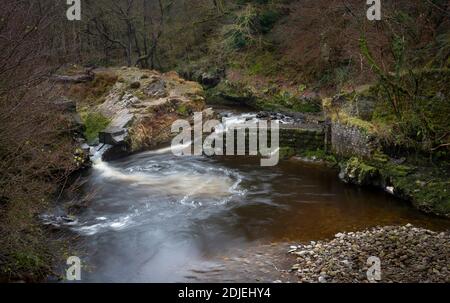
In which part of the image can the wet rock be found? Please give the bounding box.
[202,107,216,120]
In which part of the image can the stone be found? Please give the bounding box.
[286,225,450,283]
[130,81,141,89]
[144,79,168,98]
[200,72,221,87]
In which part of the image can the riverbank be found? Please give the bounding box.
[206,68,450,218]
[286,224,449,283]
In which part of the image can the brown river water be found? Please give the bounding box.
[57,110,449,282]
[59,152,449,282]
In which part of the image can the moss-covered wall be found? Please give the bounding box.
[279,128,325,155]
[219,126,325,157]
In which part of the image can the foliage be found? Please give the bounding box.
[269,90,322,113]
[81,112,111,143]
[222,4,260,51]
[0,0,81,281]
[360,32,450,157]
[300,149,338,165]
[68,71,118,105]
[258,8,281,33]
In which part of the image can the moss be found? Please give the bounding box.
[257,91,321,113]
[80,112,111,143]
[342,151,450,217]
[206,81,256,106]
[335,112,376,135]
[292,102,322,113]
[387,168,450,217]
[11,251,45,273]
[67,71,118,105]
[176,104,189,116]
[264,90,321,113]
[341,157,382,186]
[247,52,279,76]
[279,146,295,159]
[258,8,281,34]
[133,90,146,100]
[322,97,333,112]
[300,149,338,165]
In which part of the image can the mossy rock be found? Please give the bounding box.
[299,149,338,165]
[348,151,450,217]
[206,81,257,106]
[339,157,382,186]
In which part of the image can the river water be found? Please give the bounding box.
[61,112,450,282]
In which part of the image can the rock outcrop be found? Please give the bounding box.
[83,68,206,158]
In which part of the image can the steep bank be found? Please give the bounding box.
[0,67,207,282]
[0,86,87,282]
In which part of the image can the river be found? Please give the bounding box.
[58,110,450,282]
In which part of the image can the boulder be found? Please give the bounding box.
[200,72,221,87]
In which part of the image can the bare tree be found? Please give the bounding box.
[88,0,137,66]
[136,0,174,69]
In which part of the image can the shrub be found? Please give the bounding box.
[258,9,281,34]
[360,35,450,157]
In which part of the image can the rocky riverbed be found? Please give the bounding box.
[288,224,449,283]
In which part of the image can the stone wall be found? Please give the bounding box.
[220,126,325,156]
[279,127,325,154]
[331,122,377,159]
